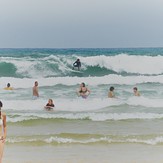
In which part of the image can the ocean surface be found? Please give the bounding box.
[2,48,163,147]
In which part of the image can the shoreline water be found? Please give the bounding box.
[3,144,163,163]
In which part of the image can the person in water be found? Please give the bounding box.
[0,101,7,163]
[77,82,90,98]
[4,83,13,90]
[33,81,39,99]
[44,99,55,110]
[73,59,81,70]
[133,87,140,96]
[108,86,115,98]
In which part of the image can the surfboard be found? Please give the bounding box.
[71,69,83,73]
[71,67,83,73]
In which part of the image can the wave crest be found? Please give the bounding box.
[6,135,163,145]
[1,54,163,78]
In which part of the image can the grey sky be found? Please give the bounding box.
[0,0,163,48]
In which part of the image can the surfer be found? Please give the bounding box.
[77,82,90,98]
[73,59,81,71]
[4,83,13,90]
[108,86,115,98]
[32,81,39,99]
[133,87,140,96]
[44,99,55,110]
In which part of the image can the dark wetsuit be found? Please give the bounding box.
[73,60,81,70]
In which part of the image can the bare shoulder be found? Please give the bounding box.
[2,112,6,118]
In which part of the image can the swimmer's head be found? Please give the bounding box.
[7,83,10,87]
[35,81,38,86]
[77,59,80,61]
[81,82,85,87]
[133,87,138,92]
[48,99,53,104]
[110,86,114,91]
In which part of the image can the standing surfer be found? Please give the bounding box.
[73,59,81,71]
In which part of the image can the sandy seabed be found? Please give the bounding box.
[3,144,163,163]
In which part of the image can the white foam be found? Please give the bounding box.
[80,54,163,75]
[127,96,163,108]
[3,97,125,112]
[4,95,163,113]
[125,136,163,145]
[1,74,163,89]
[6,136,163,145]
[7,111,163,123]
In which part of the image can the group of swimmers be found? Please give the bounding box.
[108,86,140,98]
[4,63,140,111]
[32,80,90,110]
[77,84,140,99]
[4,80,141,111]
[76,84,141,99]
[32,81,91,110]
[33,80,141,110]
[32,81,90,110]
[32,81,55,110]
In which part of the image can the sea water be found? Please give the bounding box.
[1,48,163,146]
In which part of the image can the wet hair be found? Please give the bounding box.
[49,99,53,104]
[133,87,138,91]
[81,82,85,87]
[35,81,38,85]
[0,101,2,108]
[110,86,114,91]
[77,59,80,61]
[7,83,10,87]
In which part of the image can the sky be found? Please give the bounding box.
[0,0,163,48]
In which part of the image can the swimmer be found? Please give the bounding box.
[4,83,13,90]
[32,81,39,99]
[108,86,115,98]
[77,82,90,99]
[133,87,140,96]
[44,99,55,110]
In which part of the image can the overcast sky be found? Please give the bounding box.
[0,0,163,48]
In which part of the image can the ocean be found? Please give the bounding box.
[2,48,163,162]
